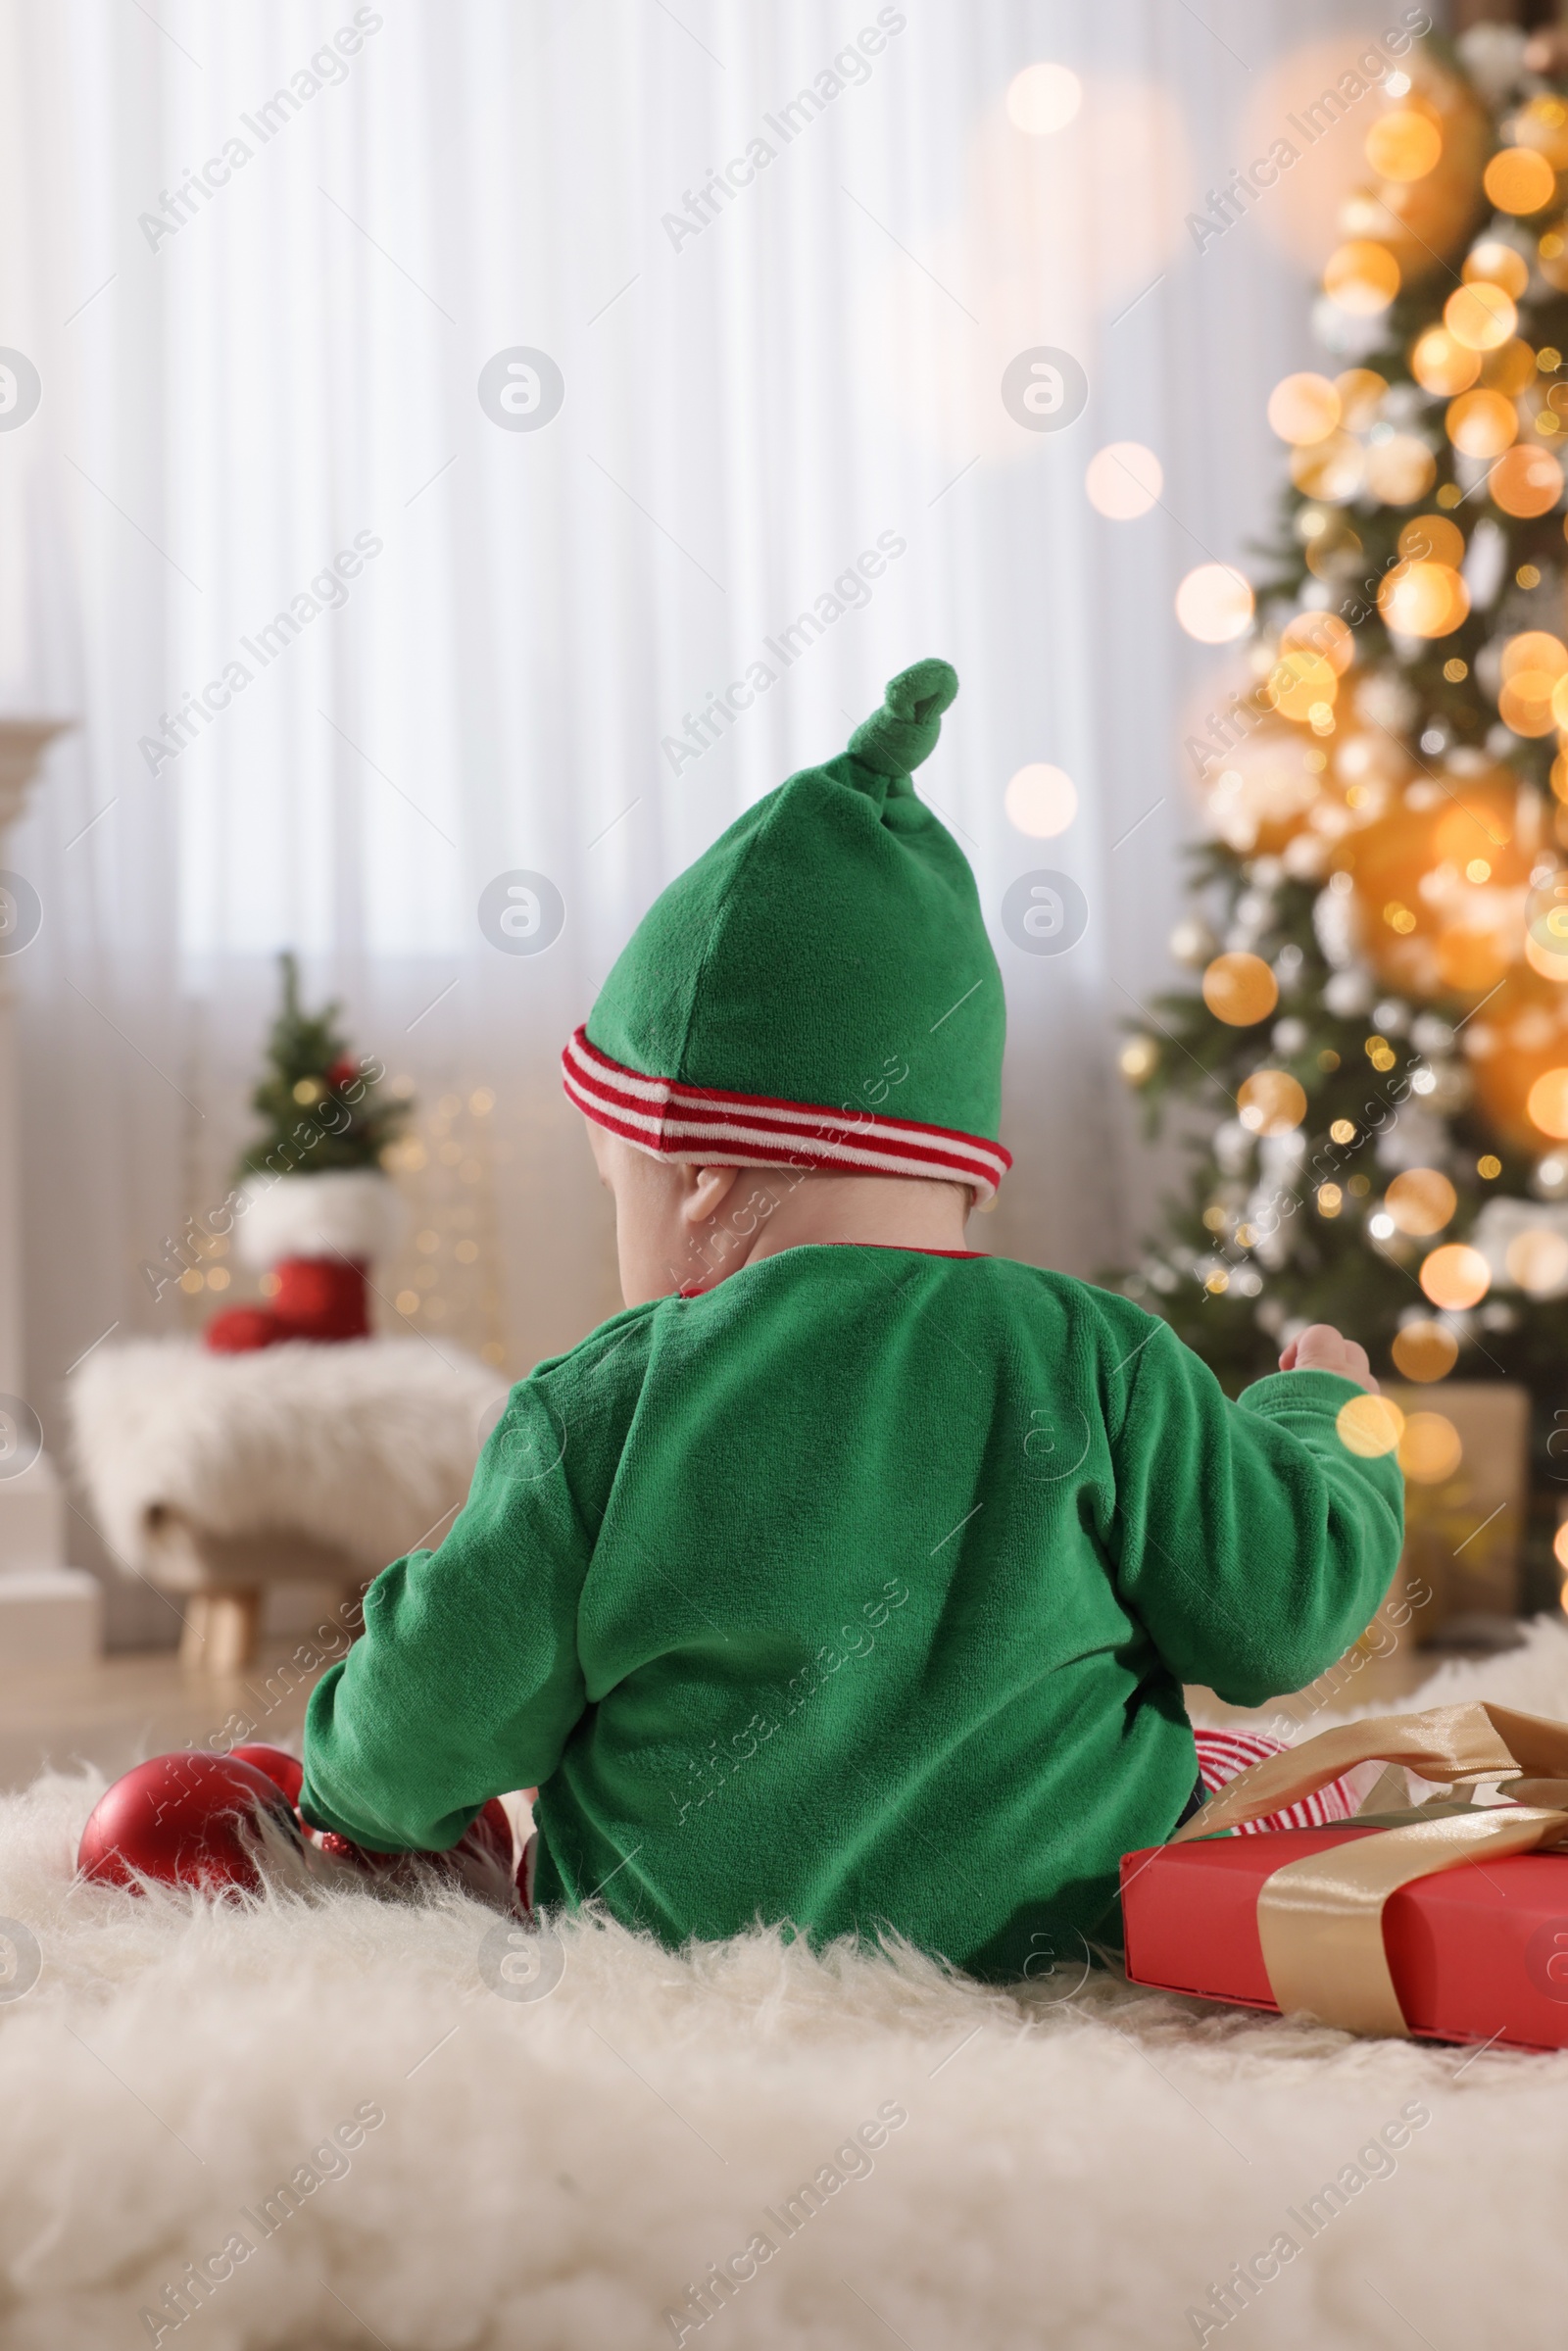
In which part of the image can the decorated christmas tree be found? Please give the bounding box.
[1121,23,1568,1588]
[235,953,408,1179]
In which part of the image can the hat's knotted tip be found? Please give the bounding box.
[848,659,958,778]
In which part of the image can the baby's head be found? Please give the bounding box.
[563,659,1009,1301]
[584,1117,973,1304]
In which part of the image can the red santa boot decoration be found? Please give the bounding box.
[206,1167,401,1352]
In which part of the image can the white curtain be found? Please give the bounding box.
[0,0,1382,1637]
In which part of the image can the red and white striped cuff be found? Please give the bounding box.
[1193,1727,1358,1836]
[562,1026,1011,1201]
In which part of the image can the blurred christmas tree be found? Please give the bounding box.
[1123,24,1568,1456]
[236,953,409,1178]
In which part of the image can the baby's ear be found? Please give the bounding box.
[681,1162,743,1226]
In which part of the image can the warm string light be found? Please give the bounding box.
[1391,1321,1459,1383]
[384,1082,508,1365]
[1200,953,1278,1027]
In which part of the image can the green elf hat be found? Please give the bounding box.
[563,658,1010,1200]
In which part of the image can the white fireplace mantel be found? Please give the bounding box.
[0,718,103,1664]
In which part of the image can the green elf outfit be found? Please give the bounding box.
[302,660,1403,1980]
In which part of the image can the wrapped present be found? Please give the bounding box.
[1121,1702,1568,2050]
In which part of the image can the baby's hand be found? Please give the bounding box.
[1278,1323,1377,1393]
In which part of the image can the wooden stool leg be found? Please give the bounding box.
[208,1591,261,1671]
[180,1590,262,1672]
[179,1593,211,1670]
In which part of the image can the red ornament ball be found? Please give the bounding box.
[316,1831,400,1873]
[77,1752,299,1894]
[325,1057,360,1092]
[229,1743,305,1810]
[315,1796,515,1888]
[204,1305,287,1355]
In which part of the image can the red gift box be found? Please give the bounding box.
[1118,1702,1568,2046]
[1122,1822,1568,2053]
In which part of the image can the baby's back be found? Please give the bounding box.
[535,1245,1201,1978]
[304,1241,1400,1979]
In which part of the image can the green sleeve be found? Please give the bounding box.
[1106,1321,1404,1707]
[299,1379,596,1851]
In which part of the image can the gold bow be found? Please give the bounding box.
[1168,1703,1568,2037]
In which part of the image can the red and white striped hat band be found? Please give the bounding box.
[562,1026,1011,1201]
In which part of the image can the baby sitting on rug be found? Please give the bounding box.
[299,660,1403,1979]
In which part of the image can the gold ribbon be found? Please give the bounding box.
[1166,1702,1568,2037]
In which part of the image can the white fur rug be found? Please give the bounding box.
[8,1631,1568,2348]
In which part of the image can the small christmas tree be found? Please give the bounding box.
[1120,25,1568,1597]
[236,953,409,1179]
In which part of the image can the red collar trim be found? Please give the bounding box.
[676,1245,985,1294]
[830,1245,986,1256]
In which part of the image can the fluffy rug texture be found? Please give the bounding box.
[69,1340,509,1577]
[8,1629,1568,2348]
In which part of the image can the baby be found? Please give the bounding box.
[300,660,1403,1979]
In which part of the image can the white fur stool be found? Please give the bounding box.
[69,1339,510,1667]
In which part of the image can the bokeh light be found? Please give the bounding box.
[1490,444,1563,517]
[1397,513,1464,567]
[1237,1068,1307,1137]
[1499,671,1561,735]
[1266,373,1341,446]
[1363,436,1435,505]
[1398,1411,1463,1484]
[1525,871,1568,981]
[1391,1320,1458,1382]
[1324,241,1400,315]
[1418,1243,1492,1309]
[1005,61,1083,134]
[1335,368,1387,427]
[1084,441,1162,517]
[1267,649,1339,724]
[1502,630,1568,679]
[1291,432,1365,503]
[1378,560,1469,637]
[1280,611,1353,673]
[1498,633,1567,735]
[1483,145,1557,215]
[1445,280,1517,351]
[1410,327,1481,396]
[1462,239,1531,297]
[1385,1167,1457,1236]
[1004,762,1078,838]
[1365,110,1442,182]
[1484,337,1537,396]
[1517,92,1568,169]
[1446,387,1519,458]
[1203,725,1327,857]
[1337,1394,1404,1458]
[1528,1066,1568,1138]
[1201,952,1278,1027]
[1175,563,1254,643]
[1169,917,1216,966]
[1505,1226,1568,1295]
